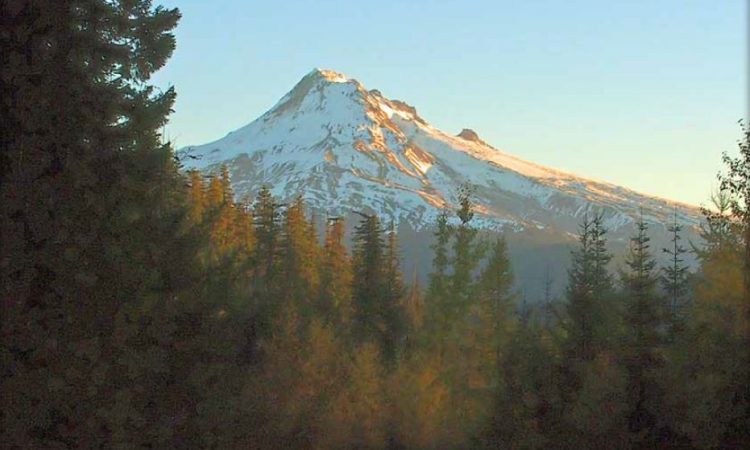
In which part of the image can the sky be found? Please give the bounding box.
[151,0,747,207]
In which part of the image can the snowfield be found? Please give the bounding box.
[178,68,703,235]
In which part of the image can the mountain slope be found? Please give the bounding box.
[178,68,702,238]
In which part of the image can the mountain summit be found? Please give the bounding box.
[178,69,701,236]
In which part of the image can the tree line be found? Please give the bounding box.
[1,1,748,448]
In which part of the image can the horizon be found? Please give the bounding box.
[153,0,747,208]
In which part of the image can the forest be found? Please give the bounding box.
[1,2,748,449]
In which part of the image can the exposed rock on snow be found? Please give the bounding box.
[178,68,703,236]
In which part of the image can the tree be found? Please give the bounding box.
[563,213,614,364]
[664,125,750,449]
[448,184,485,317]
[278,196,320,312]
[0,1,224,446]
[661,211,689,331]
[352,213,385,343]
[187,169,207,224]
[251,185,282,325]
[382,221,406,365]
[476,237,516,355]
[427,210,451,306]
[318,217,353,327]
[718,120,750,304]
[619,217,667,446]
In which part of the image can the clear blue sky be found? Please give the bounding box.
[152,0,747,207]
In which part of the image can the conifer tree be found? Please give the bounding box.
[477,237,516,341]
[564,214,614,363]
[620,217,666,446]
[319,217,353,326]
[252,186,281,317]
[351,214,404,366]
[352,214,386,341]
[590,214,614,296]
[278,196,320,311]
[0,2,236,446]
[403,269,425,337]
[428,209,451,306]
[661,211,689,330]
[382,222,406,365]
[449,185,484,318]
[187,169,207,224]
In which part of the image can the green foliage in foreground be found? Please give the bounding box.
[1,1,748,448]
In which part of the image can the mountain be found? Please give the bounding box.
[179,68,700,234]
[178,68,704,298]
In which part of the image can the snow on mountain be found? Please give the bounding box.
[178,68,703,236]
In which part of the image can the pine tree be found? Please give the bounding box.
[0,2,233,446]
[352,214,386,344]
[449,185,484,318]
[556,213,625,447]
[590,213,614,296]
[187,169,207,224]
[351,214,406,366]
[251,186,281,319]
[403,268,425,338]
[319,217,353,326]
[278,196,320,312]
[382,222,406,366]
[620,217,666,446]
[661,211,689,331]
[477,237,515,338]
[564,213,614,363]
[428,209,451,305]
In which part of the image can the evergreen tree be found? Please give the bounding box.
[187,169,207,224]
[402,268,425,351]
[0,1,239,446]
[278,196,320,311]
[351,214,405,366]
[661,211,689,330]
[477,237,516,348]
[590,213,614,296]
[319,217,353,326]
[448,184,485,318]
[251,186,281,319]
[382,221,406,363]
[619,217,667,446]
[563,213,614,364]
[427,209,451,306]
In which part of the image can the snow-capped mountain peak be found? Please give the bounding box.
[178,68,702,236]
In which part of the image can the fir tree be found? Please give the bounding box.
[661,211,689,330]
[620,217,666,446]
[319,217,353,326]
[382,221,406,363]
[477,237,515,335]
[427,209,451,308]
[352,215,386,341]
[252,186,281,313]
[187,169,207,224]
[447,184,485,319]
[278,196,320,312]
[0,1,228,446]
[564,213,613,363]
